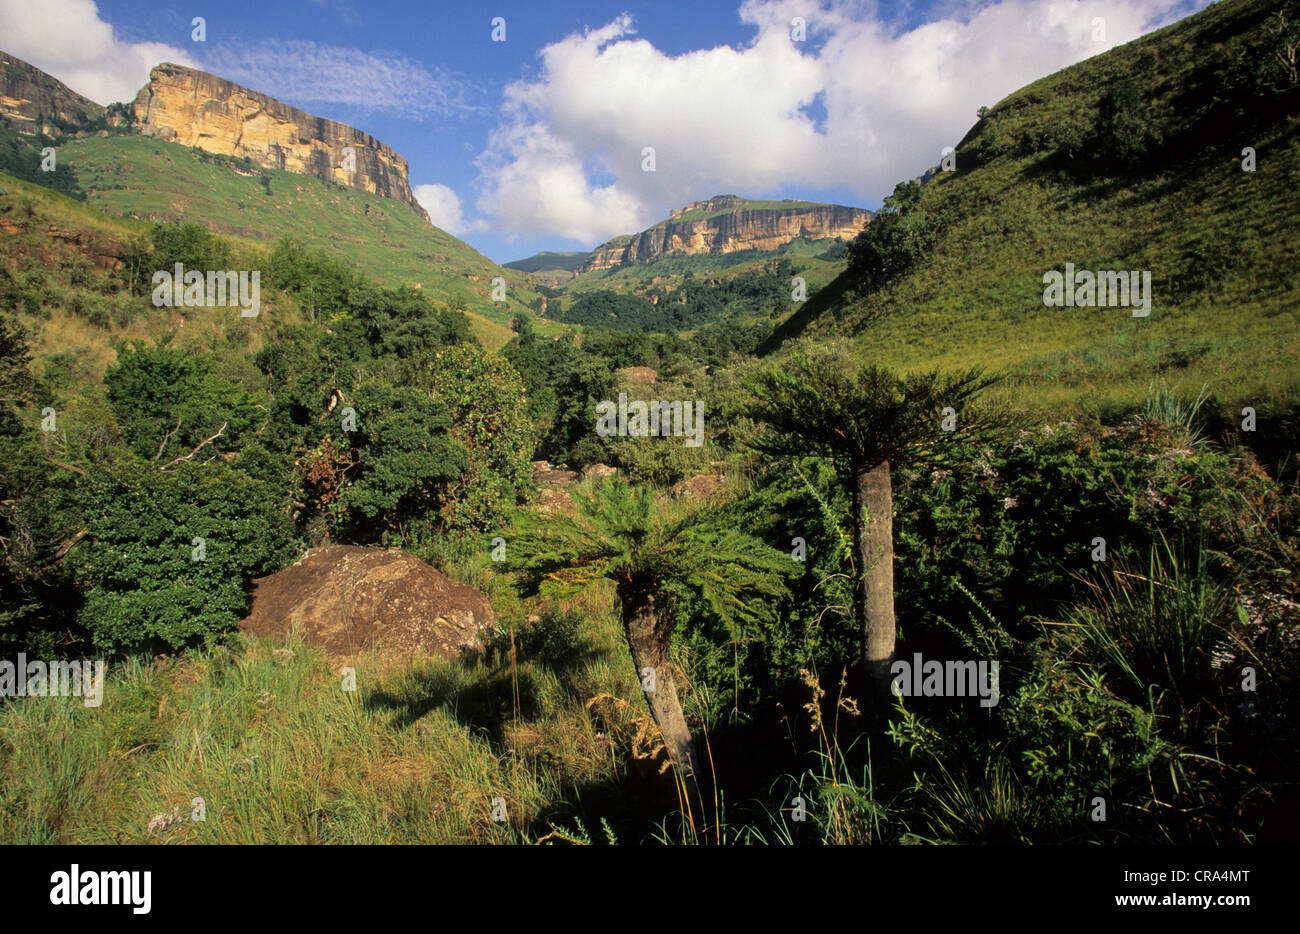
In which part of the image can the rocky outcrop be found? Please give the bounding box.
[240,546,495,663]
[0,51,104,136]
[131,63,428,220]
[581,195,870,272]
[668,473,725,500]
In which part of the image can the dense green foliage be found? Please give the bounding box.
[0,221,534,652]
[0,128,85,201]
[551,260,803,333]
[0,0,1297,847]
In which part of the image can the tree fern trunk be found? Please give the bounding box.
[853,459,896,695]
[624,595,704,814]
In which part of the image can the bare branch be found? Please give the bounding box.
[154,416,183,461]
[45,458,87,476]
[160,422,227,471]
[48,527,88,564]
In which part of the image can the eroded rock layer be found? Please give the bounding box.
[131,63,428,219]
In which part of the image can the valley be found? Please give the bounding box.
[0,0,1296,861]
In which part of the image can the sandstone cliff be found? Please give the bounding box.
[131,63,428,220]
[581,195,870,272]
[0,51,104,136]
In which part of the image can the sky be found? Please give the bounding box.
[0,0,1209,264]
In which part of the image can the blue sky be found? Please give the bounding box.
[3,0,1207,264]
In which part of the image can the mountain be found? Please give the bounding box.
[0,52,557,346]
[580,195,870,272]
[0,51,106,136]
[765,0,1300,425]
[502,251,589,284]
[130,63,428,221]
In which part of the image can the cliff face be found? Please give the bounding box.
[0,51,104,136]
[131,63,428,220]
[582,195,871,272]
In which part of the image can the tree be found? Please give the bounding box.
[845,181,938,288]
[332,376,467,542]
[73,448,295,652]
[743,346,997,694]
[417,343,534,533]
[507,478,789,816]
[1091,78,1162,170]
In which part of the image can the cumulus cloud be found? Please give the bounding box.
[475,0,1207,245]
[0,0,195,104]
[200,40,476,119]
[414,183,486,236]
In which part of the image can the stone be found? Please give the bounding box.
[240,546,495,663]
[668,473,725,500]
[581,463,617,481]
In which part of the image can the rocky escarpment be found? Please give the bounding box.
[0,51,104,136]
[582,195,871,272]
[131,63,428,220]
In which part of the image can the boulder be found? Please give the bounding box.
[668,473,725,500]
[581,463,617,481]
[619,366,658,386]
[532,460,579,488]
[240,546,495,663]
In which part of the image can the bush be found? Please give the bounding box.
[846,181,938,288]
[72,451,295,652]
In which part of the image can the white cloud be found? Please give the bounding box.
[200,40,475,119]
[475,0,1208,246]
[0,0,195,104]
[415,183,485,236]
[0,1,472,119]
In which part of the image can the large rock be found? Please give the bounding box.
[240,546,494,663]
[668,473,725,500]
[131,63,428,219]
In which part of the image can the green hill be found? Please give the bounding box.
[52,133,560,348]
[502,251,588,276]
[766,0,1300,425]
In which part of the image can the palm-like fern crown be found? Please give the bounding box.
[742,346,998,473]
[509,477,790,630]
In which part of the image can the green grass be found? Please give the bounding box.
[57,134,549,347]
[0,168,525,353]
[0,586,657,844]
[774,0,1300,421]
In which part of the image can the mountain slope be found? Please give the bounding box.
[0,52,556,344]
[58,133,545,341]
[768,0,1300,422]
[502,251,588,276]
[0,50,106,135]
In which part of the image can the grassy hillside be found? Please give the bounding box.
[0,171,511,381]
[502,251,588,276]
[772,0,1300,424]
[55,134,550,349]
